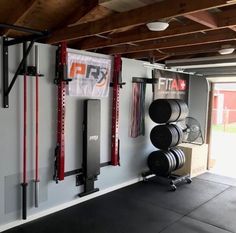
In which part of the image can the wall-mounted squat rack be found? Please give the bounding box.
[1,23,49,108]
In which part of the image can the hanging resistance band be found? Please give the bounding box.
[54,42,71,183]
[111,55,122,166]
[130,81,146,138]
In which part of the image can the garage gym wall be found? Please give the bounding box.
[188,75,209,141]
[0,43,155,227]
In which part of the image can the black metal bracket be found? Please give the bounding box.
[1,25,49,108]
[54,43,72,85]
[132,77,158,84]
[18,66,44,77]
[110,82,126,88]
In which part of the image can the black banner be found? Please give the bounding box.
[153,69,189,103]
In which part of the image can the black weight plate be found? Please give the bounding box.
[173,148,182,170]
[147,151,170,176]
[175,99,189,121]
[172,99,182,122]
[174,125,182,145]
[149,99,172,123]
[167,99,180,122]
[150,125,172,149]
[179,149,186,166]
[175,148,185,169]
[168,125,179,147]
[171,147,182,169]
[170,148,180,170]
[163,151,174,174]
[165,125,174,148]
[166,151,175,172]
[170,126,179,147]
[163,150,173,176]
[168,150,177,172]
[172,124,183,145]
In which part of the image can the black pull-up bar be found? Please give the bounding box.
[0,23,45,35]
[1,23,50,108]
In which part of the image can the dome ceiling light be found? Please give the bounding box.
[146,21,169,31]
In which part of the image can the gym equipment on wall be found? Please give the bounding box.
[1,25,49,108]
[53,42,72,183]
[21,42,28,220]
[20,44,44,219]
[111,55,125,166]
[34,45,40,208]
[142,98,191,191]
[149,99,189,124]
[130,79,146,138]
[79,99,101,197]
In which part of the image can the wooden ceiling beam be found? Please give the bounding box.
[77,22,207,50]
[101,29,236,54]
[46,0,236,44]
[77,8,236,51]
[184,11,218,29]
[126,41,236,59]
[58,0,99,28]
[0,0,37,35]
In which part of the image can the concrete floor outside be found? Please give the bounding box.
[210,123,236,178]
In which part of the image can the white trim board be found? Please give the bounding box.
[0,177,142,232]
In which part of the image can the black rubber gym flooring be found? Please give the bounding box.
[3,172,236,233]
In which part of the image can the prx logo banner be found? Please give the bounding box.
[153,69,189,102]
[68,52,112,97]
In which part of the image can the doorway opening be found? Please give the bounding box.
[208,82,236,178]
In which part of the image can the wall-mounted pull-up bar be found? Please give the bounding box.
[1,24,49,108]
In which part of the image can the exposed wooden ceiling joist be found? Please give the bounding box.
[77,21,207,50]
[101,29,236,54]
[0,0,37,35]
[126,41,236,59]
[74,4,114,25]
[58,0,99,28]
[46,0,236,44]
[184,10,218,28]
[6,0,99,37]
[75,8,236,51]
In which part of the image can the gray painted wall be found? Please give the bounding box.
[188,75,209,141]
[0,42,155,226]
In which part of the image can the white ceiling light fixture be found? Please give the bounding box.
[218,44,235,55]
[218,47,235,55]
[146,21,169,31]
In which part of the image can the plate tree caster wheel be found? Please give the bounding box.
[170,184,177,191]
[186,178,192,184]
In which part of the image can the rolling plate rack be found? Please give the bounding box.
[141,171,192,191]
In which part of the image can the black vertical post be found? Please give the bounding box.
[3,37,9,108]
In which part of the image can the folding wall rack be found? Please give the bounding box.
[1,23,49,108]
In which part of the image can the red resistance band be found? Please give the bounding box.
[111,55,122,166]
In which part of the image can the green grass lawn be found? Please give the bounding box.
[212,123,236,133]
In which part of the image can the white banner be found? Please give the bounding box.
[67,52,112,97]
